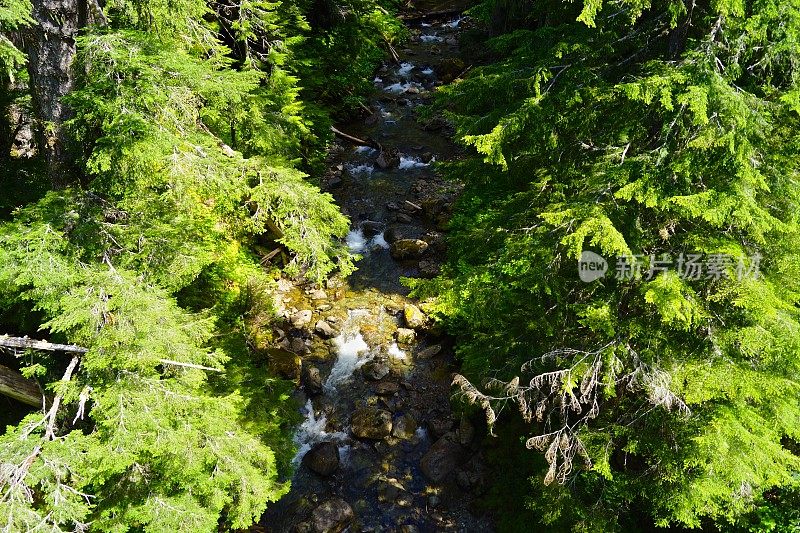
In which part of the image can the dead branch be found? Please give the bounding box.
[330,126,381,149]
[0,335,88,354]
[44,356,80,440]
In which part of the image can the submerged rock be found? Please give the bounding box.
[351,407,393,439]
[311,498,353,533]
[392,413,417,440]
[417,344,442,359]
[303,441,340,476]
[390,239,428,259]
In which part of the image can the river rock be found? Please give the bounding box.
[376,148,401,169]
[351,407,393,439]
[326,174,343,190]
[290,310,313,328]
[417,344,442,359]
[315,320,336,339]
[360,220,383,237]
[290,337,311,355]
[302,441,340,476]
[372,381,400,396]
[403,304,427,329]
[390,239,428,259]
[420,433,469,482]
[384,226,405,243]
[311,498,353,533]
[392,413,417,440]
[396,327,416,345]
[377,477,407,503]
[302,365,323,396]
[267,348,302,382]
[361,360,390,381]
[417,260,440,278]
[309,289,328,300]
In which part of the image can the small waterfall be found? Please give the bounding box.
[325,330,372,391]
[292,399,348,463]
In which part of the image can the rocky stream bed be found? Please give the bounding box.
[256,4,495,532]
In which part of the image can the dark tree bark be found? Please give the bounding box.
[25,0,81,189]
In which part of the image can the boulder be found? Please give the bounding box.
[420,434,468,482]
[303,365,323,396]
[267,348,302,382]
[360,220,384,237]
[403,304,427,329]
[376,148,401,169]
[290,337,310,355]
[302,441,340,476]
[315,320,336,339]
[384,226,405,243]
[417,344,442,360]
[311,498,353,533]
[396,328,416,345]
[361,360,390,381]
[351,407,393,439]
[290,310,313,328]
[390,239,428,260]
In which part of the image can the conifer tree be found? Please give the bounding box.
[417,0,800,529]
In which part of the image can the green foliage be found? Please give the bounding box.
[0,0,400,529]
[417,0,800,530]
[0,0,30,80]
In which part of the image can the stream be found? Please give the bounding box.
[259,5,494,532]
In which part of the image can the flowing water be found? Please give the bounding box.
[260,6,493,532]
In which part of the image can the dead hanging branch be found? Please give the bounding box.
[330,126,382,150]
[452,342,690,485]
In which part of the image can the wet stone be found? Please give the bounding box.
[372,381,400,396]
[302,365,323,396]
[302,441,340,476]
[396,327,416,345]
[392,413,417,440]
[391,239,429,260]
[311,498,353,533]
[417,344,442,359]
[315,320,336,339]
[362,360,390,381]
[351,407,393,439]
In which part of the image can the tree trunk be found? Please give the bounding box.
[25,0,81,189]
[0,364,43,407]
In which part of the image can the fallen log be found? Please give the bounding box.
[399,8,463,21]
[330,126,381,150]
[0,364,43,407]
